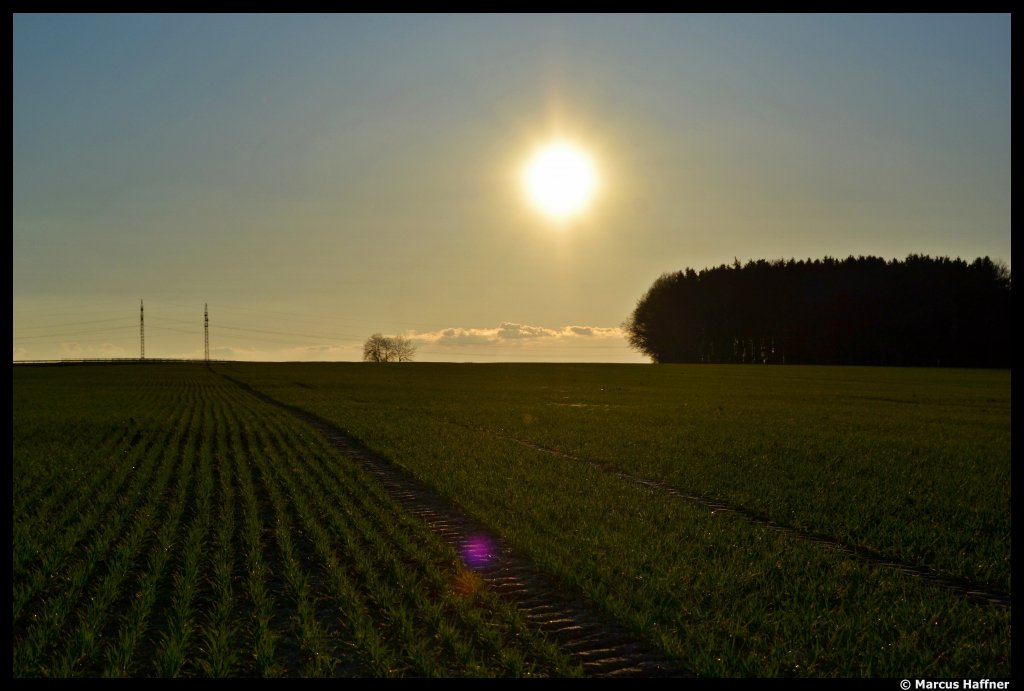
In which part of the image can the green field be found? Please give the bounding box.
[13,362,1011,677]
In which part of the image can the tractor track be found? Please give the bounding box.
[222,371,1007,680]
[221,373,692,678]
[482,429,1011,609]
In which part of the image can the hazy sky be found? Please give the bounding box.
[13,13,1011,362]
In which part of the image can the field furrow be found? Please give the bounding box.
[216,361,1010,678]
[100,402,198,677]
[13,362,1010,678]
[232,377,692,676]
[487,428,1011,607]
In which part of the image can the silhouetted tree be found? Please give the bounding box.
[362,333,417,362]
[363,333,388,362]
[390,335,417,362]
[625,255,1010,367]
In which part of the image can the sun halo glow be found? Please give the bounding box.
[522,142,598,220]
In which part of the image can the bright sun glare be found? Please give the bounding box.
[523,141,598,220]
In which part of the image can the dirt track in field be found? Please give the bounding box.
[482,429,1011,609]
[224,371,1007,679]
[306,392,1010,610]
[222,374,693,678]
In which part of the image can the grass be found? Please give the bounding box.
[219,361,1010,677]
[13,363,582,678]
[12,362,1011,677]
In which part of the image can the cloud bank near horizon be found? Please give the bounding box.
[396,322,643,363]
[409,322,626,347]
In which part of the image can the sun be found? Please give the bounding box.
[522,141,598,220]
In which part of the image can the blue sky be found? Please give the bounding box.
[13,13,1011,362]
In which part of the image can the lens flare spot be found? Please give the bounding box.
[452,569,484,597]
[460,534,495,570]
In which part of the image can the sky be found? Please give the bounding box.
[13,13,1011,363]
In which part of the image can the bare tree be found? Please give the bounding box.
[391,335,417,362]
[363,333,417,362]
[363,333,389,362]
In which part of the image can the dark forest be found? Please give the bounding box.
[624,255,1011,367]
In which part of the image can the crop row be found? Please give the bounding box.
[235,362,1010,592]
[221,361,1011,677]
[12,364,581,677]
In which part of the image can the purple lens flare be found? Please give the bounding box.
[460,533,495,570]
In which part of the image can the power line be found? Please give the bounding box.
[14,316,135,331]
[11,333,139,346]
[215,323,354,341]
[15,325,137,340]
[146,325,204,335]
[144,316,201,326]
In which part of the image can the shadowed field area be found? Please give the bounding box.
[13,362,1010,677]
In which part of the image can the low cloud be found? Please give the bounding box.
[403,322,640,362]
[410,322,627,346]
[428,328,498,346]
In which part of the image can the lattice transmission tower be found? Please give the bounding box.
[204,303,209,361]
[140,299,145,360]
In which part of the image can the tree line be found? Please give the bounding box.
[624,255,1011,367]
